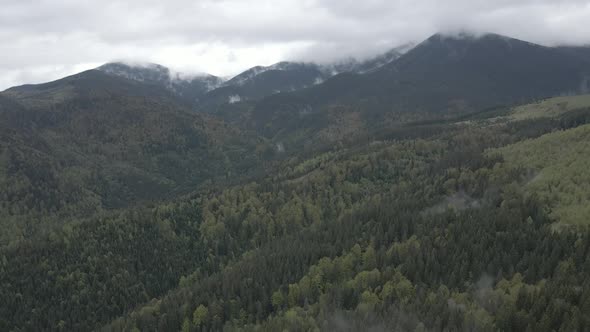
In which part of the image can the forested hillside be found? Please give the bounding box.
[94,96,590,332]
[0,70,267,246]
[495,123,590,226]
[2,92,590,331]
[1,32,590,332]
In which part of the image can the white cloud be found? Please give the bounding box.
[1,0,589,89]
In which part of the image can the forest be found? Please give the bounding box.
[1,93,590,331]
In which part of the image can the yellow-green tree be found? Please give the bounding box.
[192,304,209,328]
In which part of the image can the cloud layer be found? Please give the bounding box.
[1,0,589,89]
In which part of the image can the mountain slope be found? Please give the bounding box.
[496,123,590,226]
[0,70,263,237]
[306,33,590,114]
[199,62,326,109]
[97,95,590,332]
[556,45,590,61]
[373,33,590,110]
[327,42,415,74]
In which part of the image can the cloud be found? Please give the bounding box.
[1,0,589,89]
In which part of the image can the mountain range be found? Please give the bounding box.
[3,32,589,149]
[213,33,590,148]
[1,31,588,224]
[93,43,413,110]
[2,32,589,192]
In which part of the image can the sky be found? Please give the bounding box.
[1,0,590,90]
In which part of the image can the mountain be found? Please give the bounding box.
[98,62,224,105]
[4,31,590,332]
[198,44,414,110]
[372,33,590,109]
[9,92,589,332]
[326,42,415,74]
[3,68,174,108]
[73,34,590,150]
[233,33,590,147]
[0,69,263,231]
[318,32,590,114]
[556,45,590,62]
[198,62,326,110]
[92,44,414,112]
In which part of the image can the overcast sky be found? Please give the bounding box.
[1,0,590,90]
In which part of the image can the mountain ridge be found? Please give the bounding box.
[85,42,415,109]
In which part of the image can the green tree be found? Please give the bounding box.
[192,304,209,328]
[181,317,191,332]
[271,290,285,310]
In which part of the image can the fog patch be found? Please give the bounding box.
[447,298,466,312]
[524,170,542,185]
[228,95,241,104]
[476,274,494,290]
[473,274,500,312]
[580,75,590,94]
[299,105,313,116]
[321,307,425,332]
[169,69,214,82]
[422,191,480,215]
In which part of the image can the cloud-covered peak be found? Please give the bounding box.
[97,61,224,102]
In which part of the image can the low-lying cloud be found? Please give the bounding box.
[1,0,589,89]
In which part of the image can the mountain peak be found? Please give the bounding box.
[97,61,224,103]
[98,61,171,84]
[99,61,168,71]
[394,31,553,69]
[98,61,220,82]
[423,31,542,48]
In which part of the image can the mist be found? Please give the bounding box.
[1,0,589,89]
